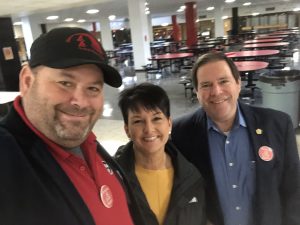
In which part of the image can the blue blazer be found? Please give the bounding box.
[171,102,300,225]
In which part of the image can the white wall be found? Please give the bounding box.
[13,25,23,38]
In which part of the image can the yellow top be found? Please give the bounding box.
[135,164,174,225]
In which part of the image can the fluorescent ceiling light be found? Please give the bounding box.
[108,15,116,21]
[13,21,22,25]
[86,9,99,14]
[64,18,74,22]
[77,19,86,23]
[46,15,59,20]
[177,5,185,12]
[206,6,215,11]
[222,16,229,19]
[293,8,300,11]
[145,11,150,15]
[252,12,260,16]
[161,23,169,27]
[243,2,252,6]
[225,0,235,3]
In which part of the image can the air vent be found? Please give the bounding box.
[265,7,275,11]
[199,15,207,19]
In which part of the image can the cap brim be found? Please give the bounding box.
[98,63,123,88]
[40,59,123,88]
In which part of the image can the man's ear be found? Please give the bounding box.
[19,65,34,97]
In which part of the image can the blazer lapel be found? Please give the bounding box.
[239,103,278,222]
[240,103,278,170]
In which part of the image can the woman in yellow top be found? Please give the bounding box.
[115,83,206,225]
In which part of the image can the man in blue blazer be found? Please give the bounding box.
[171,52,300,225]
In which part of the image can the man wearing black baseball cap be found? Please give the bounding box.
[0,27,145,225]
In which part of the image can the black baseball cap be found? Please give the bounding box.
[29,27,122,88]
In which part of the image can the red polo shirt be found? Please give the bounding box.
[14,96,134,225]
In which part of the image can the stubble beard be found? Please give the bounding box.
[51,109,98,146]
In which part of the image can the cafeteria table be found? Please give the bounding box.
[178,45,215,55]
[254,35,288,39]
[198,40,221,45]
[116,50,133,64]
[225,49,280,61]
[244,38,282,44]
[149,53,194,73]
[234,61,269,87]
[243,42,289,50]
[270,31,298,35]
[150,42,178,54]
[225,49,284,69]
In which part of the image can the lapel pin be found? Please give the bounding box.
[256,129,263,135]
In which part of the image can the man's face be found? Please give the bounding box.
[195,60,241,128]
[20,64,105,148]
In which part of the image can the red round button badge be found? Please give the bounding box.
[100,185,113,208]
[258,146,274,161]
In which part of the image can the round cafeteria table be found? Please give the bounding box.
[243,42,289,49]
[234,61,269,87]
[244,38,282,44]
[149,53,194,72]
[225,50,279,59]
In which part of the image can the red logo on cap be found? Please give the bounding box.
[66,33,106,60]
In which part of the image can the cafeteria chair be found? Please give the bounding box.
[143,64,161,80]
[178,77,196,102]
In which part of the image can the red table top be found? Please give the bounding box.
[149,53,193,60]
[234,61,269,72]
[178,45,215,52]
[243,42,289,48]
[255,35,288,39]
[225,49,279,58]
[244,38,282,43]
[270,31,297,35]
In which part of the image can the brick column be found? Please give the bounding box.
[185,2,197,46]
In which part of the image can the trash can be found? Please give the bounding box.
[258,70,300,128]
